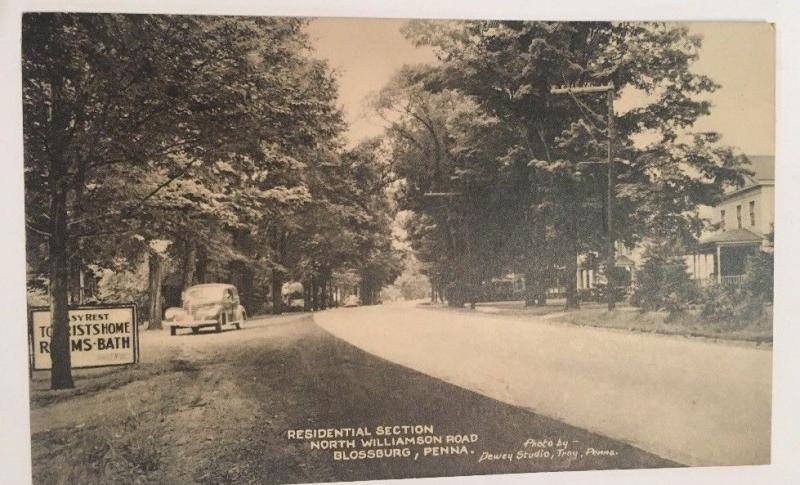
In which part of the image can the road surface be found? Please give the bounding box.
[315,301,772,467]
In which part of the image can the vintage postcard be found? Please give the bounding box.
[19,10,775,485]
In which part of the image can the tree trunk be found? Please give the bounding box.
[316,277,322,310]
[196,244,208,283]
[564,203,580,309]
[148,251,164,330]
[320,278,327,310]
[270,230,287,314]
[271,268,283,314]
[535,215,549,306]
[230,228,256,313]
[49,182,74,390]
[68,253,83,305]
[238,264,255,312]
[532,168,548,307]
[447,284,461,307]
[310,274,318,311]
[182,239,197,290]
[43,48,74,389]
[524,228,549,307]
[84,267,97,300]
[359,280,370,305]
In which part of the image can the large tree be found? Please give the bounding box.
[22,14,344,388]
[393,21,749,308]
[376,67,519,306]
[289,139,402,310]
[23,14,215,389]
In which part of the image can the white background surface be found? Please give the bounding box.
[1,1,797,484]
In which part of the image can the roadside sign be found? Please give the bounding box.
[29,304,139,370]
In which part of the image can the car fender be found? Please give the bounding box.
[164,307,189,323]
[236,304,247,321]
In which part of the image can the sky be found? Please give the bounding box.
[307,18,438,147]
[307,19,775,156]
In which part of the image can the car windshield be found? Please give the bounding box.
[184,286,225,303]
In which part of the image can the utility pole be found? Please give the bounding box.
[550,82,616,311]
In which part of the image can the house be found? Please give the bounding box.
[481,273,526,301]
[485,155,773,299]
[577,154,774,292]
[576,245,637,293]
[688,155,774,285]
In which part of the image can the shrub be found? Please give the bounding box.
[700,249,773,326]
[744,249,774,303]
[631,239,698,319]
[699,284,761,326]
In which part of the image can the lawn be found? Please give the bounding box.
[427,299,772,345]
[552,305,773,345]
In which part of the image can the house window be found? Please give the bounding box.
[749,201,756,226]
[736,205,742,229]
[720,210,726,231]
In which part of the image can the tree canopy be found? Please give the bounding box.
[384,20,750,308]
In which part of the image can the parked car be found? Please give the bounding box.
[165,283,247,336]
[343,295,360,307]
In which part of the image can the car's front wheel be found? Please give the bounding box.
[215,312,226,332]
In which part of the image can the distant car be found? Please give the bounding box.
[282,289,305,312]
[285,297,305,312]
[165,283,247,336]
[343,295,360,307]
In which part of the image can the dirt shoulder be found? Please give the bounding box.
[30,313,676,485]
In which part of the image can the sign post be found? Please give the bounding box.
[29,304,139,371]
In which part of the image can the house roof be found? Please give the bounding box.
[699,228,764,246]
[615,255,636,267]
[731,155,774,190]
[745,155,774,183]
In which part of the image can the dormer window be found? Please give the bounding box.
[720,210,726,232]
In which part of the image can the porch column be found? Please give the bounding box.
[716,245,722,284]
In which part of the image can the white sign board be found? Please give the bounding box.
[30,305,138,370]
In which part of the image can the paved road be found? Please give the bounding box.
[315,302,772,467]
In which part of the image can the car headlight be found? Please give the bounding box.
[164,307,187,321]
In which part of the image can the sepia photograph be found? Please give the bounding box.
[4,1,793,484]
